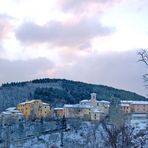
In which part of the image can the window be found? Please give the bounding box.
[94,114,96,119]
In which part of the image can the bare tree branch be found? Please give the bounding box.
[138,49,148,66]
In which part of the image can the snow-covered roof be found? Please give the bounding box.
[131,113,147,117]
[19,100,35,105]
[10,110,20,113]
[1,106,23,116]
[92,109,103,113]
[100,100,110,104]
[1,110,23,115]
[80,100,90,103]
[96,100,100,103]
[121,100,148,105]
[19,99,44,105]
[1,111,12,115]
[64,104,76,108]
[6,107,16,111]
[64,104,91,108]
[131,101,148,105]
[80,99,110,104]
[121,104,130,107]
[42,103,49,106]
[54,108,64,110]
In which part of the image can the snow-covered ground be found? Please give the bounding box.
[0,117,147,148]
[9,121,104,148]
[130,113,148,130]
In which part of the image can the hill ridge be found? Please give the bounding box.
[0,78,146,112]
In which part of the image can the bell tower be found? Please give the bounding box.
[90,93,97,107]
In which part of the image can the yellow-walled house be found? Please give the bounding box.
[81,107,91,119]
[90,109,103,121]
[64,93,110,121]
[80,93,110,117]
[38,103,51,118]
[17,100,51,119]
[17,102,32,118]
[64,104,91,119]
[95,100,110,116]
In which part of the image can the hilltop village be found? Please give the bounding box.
[0,93,148,125]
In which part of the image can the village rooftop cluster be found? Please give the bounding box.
[0,93,148,125]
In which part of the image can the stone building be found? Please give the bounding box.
[0,107,23,125]
[91,109,103,121]
[17,99,51,119]
[64,104,91,119]
[54,108,64,117]
[80,93,110,117]
[64,93,110,121]
[121,101,148,114]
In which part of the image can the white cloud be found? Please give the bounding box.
[15,18,115,49]
[0,57,54,84]
[58,0,121,14]
[0,0,147,97]
[54,50,147,96]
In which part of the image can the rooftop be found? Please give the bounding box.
[19,100,37,105]
[121,100,148,105]
[42,103,49,105]
[80,100,90,103]
[6,107,16,111]
[100,100,110,104]
[80,99,110,104]
[54,108,64,110]
[19,99,44,105]
[64,104,91,108]
[1,107,23,115]
[92,108,103,113]
[121,104,130,107]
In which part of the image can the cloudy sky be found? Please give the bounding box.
[0,0,148,96]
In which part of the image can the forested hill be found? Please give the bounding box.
[0,78,147,112]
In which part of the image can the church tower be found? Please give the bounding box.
[90,93,97,107]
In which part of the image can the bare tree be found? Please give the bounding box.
[101,116,148,148]
[101,102,147,148]
[100,97,125,148]
[138,49,148,86]
[101,120,121,148]
[138,49,148,66]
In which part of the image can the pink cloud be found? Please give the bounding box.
[0,23,13,40]
[0,14,14,41]
[58,0,122,13]
[15,17,115,49]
